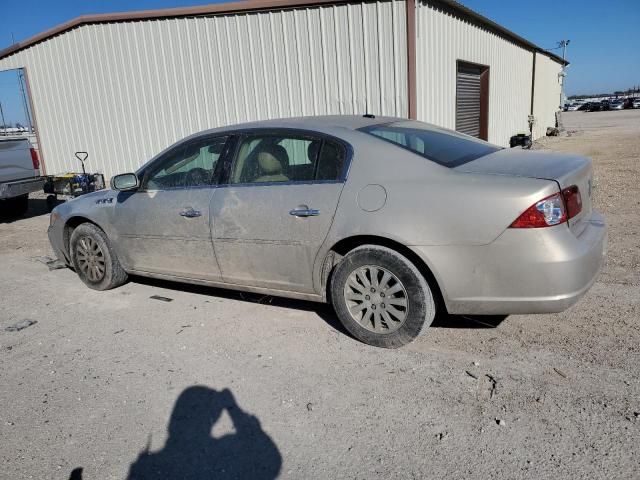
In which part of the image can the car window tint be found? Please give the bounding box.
[316,140,346,181]
[278,138,312,166]
[145,136,228,190]
[360,121,500,168]
[230,135,345,184]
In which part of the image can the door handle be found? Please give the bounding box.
[179,208,202,218]
[289,206,320,217]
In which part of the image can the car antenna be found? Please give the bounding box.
[363,98,375,118]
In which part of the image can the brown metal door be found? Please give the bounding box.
[456,62,489,140]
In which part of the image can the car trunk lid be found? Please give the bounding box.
[455,149,593,235]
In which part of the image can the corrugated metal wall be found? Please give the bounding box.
[532,52,562,139]
[415,1,534,146]
[0,1,407,178]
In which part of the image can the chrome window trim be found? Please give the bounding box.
[216,179,344,189]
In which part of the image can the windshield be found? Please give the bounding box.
[359,120,501,168]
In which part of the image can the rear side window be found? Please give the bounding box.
[360,120,500,168]
[230,134,346,184]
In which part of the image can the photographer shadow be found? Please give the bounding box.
[127,386,281,480]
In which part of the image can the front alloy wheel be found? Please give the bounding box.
[69,222,128,290]
[75,235,106,282]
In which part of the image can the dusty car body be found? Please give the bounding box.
[48,116,606,347]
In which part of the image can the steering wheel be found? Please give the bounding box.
[185,168,210,187]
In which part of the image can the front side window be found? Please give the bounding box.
[360,121,500,168]
[144,136,229,190]
[230,134,346,185]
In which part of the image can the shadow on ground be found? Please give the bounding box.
[69,386,281,480]
[0,197,54,223]
[431,314,507,329]
[127,386,281,479]
[131,275,507,337]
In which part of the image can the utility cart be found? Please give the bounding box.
[43,152,105,211]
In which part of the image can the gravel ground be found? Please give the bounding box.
[1,110,638,479]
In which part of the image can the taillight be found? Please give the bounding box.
[561,185,582,219]
[510,186,582,228]
[30,148,40,170]
[510,192,567,228]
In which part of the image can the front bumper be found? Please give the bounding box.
[48,219,70,265]
[411,211,607,315]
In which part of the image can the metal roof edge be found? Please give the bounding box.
[0,0,569,66]
[430,0,569,66]
[0,0,349,60]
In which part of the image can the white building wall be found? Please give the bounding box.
[415,1,534,146]
[532,52,563,139]
[0,1,407,178]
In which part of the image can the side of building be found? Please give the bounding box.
[0,0,565,178]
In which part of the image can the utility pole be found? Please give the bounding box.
[558,39,570,108]
[17,69,32,132]
[0,101,6,136]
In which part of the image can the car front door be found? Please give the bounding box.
[111,135,230,280]
[211,131,349,294]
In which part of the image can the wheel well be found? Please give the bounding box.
[63,216,100,257]
[325,235,447,313]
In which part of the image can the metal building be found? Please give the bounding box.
[0,0,565,178]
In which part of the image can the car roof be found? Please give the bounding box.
[187,115,402,139]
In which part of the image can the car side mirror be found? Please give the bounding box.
[111,173,139,191]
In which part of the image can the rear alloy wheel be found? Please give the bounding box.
[344,265,409,334]
[331,245,436,348]
[70,223,128,290]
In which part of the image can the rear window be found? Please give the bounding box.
[359,120,500,168]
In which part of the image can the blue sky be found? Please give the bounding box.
[1,0,638,124]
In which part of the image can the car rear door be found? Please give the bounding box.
[210,131,349,294]
[111,135,230,280]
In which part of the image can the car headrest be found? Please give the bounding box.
[258,145,289,174]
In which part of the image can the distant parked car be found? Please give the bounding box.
[632,99,640,109]
[609,100,624,111]
[587,102,603,112]
[600,100,610,111]
[48,115,606,348]
[578,102,591,111]
[566,104,581,111]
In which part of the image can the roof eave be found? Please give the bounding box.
[432,0,568,66]
[0,0,348,60]
[0,0,569,66]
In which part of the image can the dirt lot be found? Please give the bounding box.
[1,110,639,479]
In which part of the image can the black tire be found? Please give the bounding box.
[70,222,128,290]
[10,194,29,217]
[330,245,436,348]
[46,195,57,212]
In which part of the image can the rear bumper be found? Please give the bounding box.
[0,177,44,199]
[411,211,607,315]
